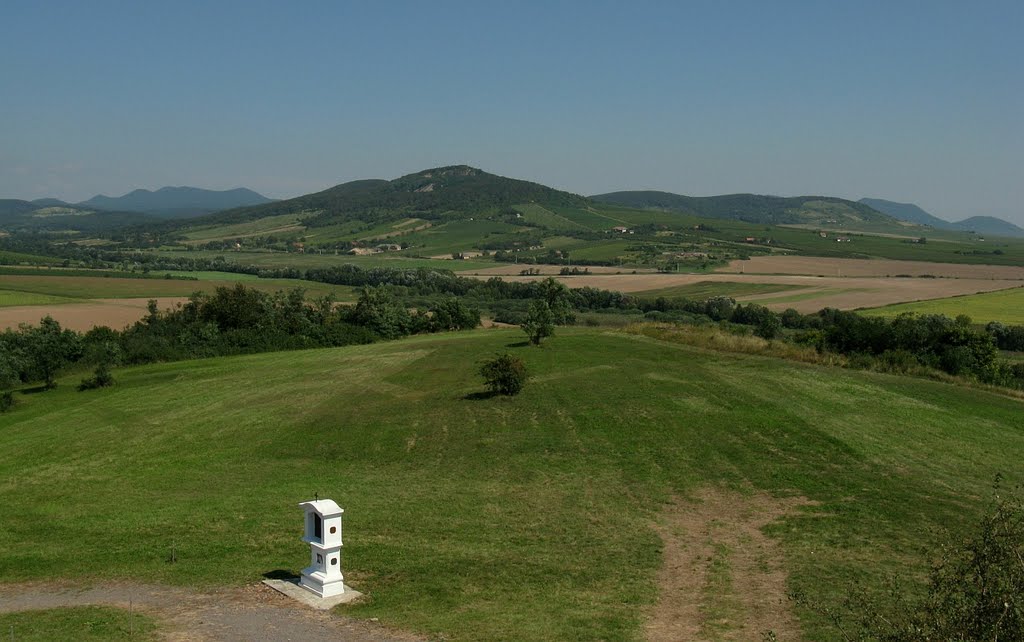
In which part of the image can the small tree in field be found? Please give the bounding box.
[522,300,555,345]
[479,353,528,396]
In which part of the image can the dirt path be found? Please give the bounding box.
[0,581,422,641]
[646,488,810,642]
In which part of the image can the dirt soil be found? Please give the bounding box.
[720,256,1024,280]
[0,581,423,642]
[646,488,811,642]
[0,298,189,332]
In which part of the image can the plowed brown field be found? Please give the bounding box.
[0,297,188,331]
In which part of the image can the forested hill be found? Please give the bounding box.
[169,165,590,230]
[591,190,897,227]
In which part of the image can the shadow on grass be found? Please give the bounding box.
[263,569,300,581]
[505,341,531,348]
[463,391,501,401]
[19,385,51,395]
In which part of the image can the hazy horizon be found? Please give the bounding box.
[3,1,1021,224]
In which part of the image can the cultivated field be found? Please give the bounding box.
[862,286,1024,325]
[0,272,356,330]
[720,255,1024,280]
[1,328,1021,640]
[0,298,189,331]
[488,272,1023,312]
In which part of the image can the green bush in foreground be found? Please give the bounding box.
[479,353,528,395]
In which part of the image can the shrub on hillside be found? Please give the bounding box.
[78,363,114,391]
[479,353,528,396]
[800,479,1024,641]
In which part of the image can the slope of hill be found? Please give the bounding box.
[80,186,274,218]
[951,215,1024,237]
[592,190,896,227]
[0,328,1021,640]
[858,198,949,228]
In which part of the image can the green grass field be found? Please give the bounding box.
[0,607,156,641]
[0,289,81,307]
[1,328,1021,640]
[861,286,1024,325]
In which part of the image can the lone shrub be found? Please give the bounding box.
[78,363,115,391]
[480,353,528,396]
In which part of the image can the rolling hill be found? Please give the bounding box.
[859,198,1024,238]
[194,165,588,229]
[592,190,898,228]
[80,186,274,218]
[0,327,1021,640]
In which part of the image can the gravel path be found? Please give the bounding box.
[0,581,423,641]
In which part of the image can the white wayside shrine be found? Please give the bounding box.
[262,497,362,609]
[299,499,346,597]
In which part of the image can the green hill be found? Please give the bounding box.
[193,166,588,230]
[1,327,1020,640]
[592,190,898,228]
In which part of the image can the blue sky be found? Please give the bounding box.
[2,1,1021,223]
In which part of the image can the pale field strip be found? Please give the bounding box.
[0,297,189,331]
[720,256,1024,280]
[481,272,1023,313]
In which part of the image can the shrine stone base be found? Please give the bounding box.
[262,578,364,610]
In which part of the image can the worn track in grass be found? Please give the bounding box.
[646,488,811,642]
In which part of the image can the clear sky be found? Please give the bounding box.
[2,1,1021,224]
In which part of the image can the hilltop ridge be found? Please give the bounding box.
[591,190,897,228]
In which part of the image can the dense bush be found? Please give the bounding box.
[479,353,528,395]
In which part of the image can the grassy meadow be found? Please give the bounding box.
[0,607,156,641]
[0,327,1021,640]
[862,286,1024,325]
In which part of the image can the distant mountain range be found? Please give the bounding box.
[590,190,894,228]
[858,198,1024,238]
[80,186,273,218]
[0,186,275,232]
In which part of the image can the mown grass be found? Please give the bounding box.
[0,328,1021,640]
[0,606,157,641]
[861,286,1024,325]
